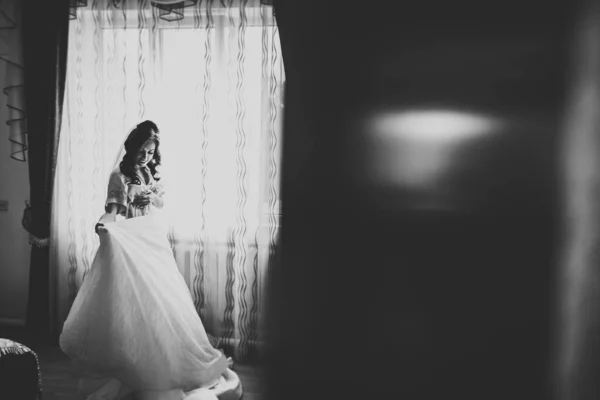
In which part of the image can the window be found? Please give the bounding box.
[59,6,284,242]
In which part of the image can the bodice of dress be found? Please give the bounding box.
[106,167,166,219]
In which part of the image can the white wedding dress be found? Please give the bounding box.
[59,168,242,400]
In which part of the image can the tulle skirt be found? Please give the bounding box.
[59,213,229,398]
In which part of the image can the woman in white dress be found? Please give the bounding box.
[59,121,238,400]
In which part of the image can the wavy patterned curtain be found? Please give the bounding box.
[52,0,284,361]
[0,0,26,162]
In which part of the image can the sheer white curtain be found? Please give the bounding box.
[52,0,283,360]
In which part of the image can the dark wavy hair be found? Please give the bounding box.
[119,120,162,184]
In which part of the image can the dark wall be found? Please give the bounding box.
[269,1,575,399]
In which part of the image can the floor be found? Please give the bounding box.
[1,329,265,400]
[40,347,264,400]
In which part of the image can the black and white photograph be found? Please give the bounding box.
[0,0,597,399]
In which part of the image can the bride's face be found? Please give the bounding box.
[136,139,156,168]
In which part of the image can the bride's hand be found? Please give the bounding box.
[96,211,116,235]
[134,191,162,208]
[133,192,153,207]
[95,223,108,235]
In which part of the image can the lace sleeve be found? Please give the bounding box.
[105,170,129,214]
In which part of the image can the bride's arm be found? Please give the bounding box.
[95,204,119,235]
[99,170,128,226]
[99,204,119,223]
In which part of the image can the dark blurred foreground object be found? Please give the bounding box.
[267,0,578,399]
[0,338,42,400]
[554,1,600,399]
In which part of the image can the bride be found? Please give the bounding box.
[59,121,240,400]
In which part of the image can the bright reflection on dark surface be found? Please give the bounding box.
[361,109,503,197]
